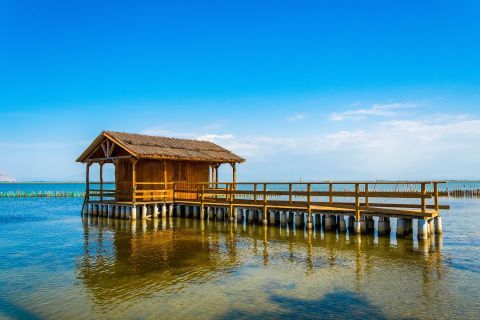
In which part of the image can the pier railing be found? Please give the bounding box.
[85,180,449,219]
[171,181,448,219]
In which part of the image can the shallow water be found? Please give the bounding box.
[0,197,479,319]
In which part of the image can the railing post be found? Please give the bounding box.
[365,183,369,208]
[131,158,137,204]
[421,183,427,212]
[329,183,333,206]
[434,182,439,212]
[289,183,293,204]
[254,183,258,203]
[263,183,268,205]
[226,184,230,202]
[306,183,313,230]
[85,162,91,202]
[355,183,360,221]
[99,161,104,202]
[263,184,268,227]
[307,183,311,205]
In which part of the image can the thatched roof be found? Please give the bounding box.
[77,131,245,163]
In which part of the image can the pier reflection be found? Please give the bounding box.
[78,216,446,307]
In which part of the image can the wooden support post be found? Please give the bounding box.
[200,185,205,219]
[365,183,369,208]
[231,163,236,185]
[254,183,258,203]
[214,163,220,189]
[99,161,104,202]
[230,162,236,202]
[355,183,360,221]
[131,158,138,204]
[289,183,292,204]
[329,183,333,207]
[163,159,168,190]
[263,183,268,205]
[433,182,439,212]
[307,183,311,205]
[306,184,313,230]
[421,183,427,213]
[263,184,268,226]
[85,163,91,201]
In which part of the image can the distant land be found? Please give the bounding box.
[0,174,16,182]
[0,180,480,184]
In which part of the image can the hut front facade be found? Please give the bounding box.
[77,131,245,204]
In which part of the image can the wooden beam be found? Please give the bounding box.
[108,142,115,157]
[355,183,360,221]
[131,158,138,203]
[101,142,108,158]
[421,183,427,212]
[210,164,215,188]
[86,163,91,201]
[163,159,168,190]
[99,161,104,202]
[86,155,132,163]
[230,163,237,186]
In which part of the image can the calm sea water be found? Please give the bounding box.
[0,184,479,319]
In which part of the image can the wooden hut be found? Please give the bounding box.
[77,131,245,204]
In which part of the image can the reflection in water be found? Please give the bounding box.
[78,216,447,316]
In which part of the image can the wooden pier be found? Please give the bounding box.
[78,131,449,239]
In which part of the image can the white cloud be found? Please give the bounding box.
[306,117,480,178]
[140,115,480,180]
[329,102,417,121]
[196,134,235,141]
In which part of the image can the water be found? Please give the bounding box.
[0,187,480,319]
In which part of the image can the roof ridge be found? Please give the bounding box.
[105,130,222,145]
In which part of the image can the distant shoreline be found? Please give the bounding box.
[2,180,480,184]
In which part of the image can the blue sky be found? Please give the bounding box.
[1,0,479,181]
